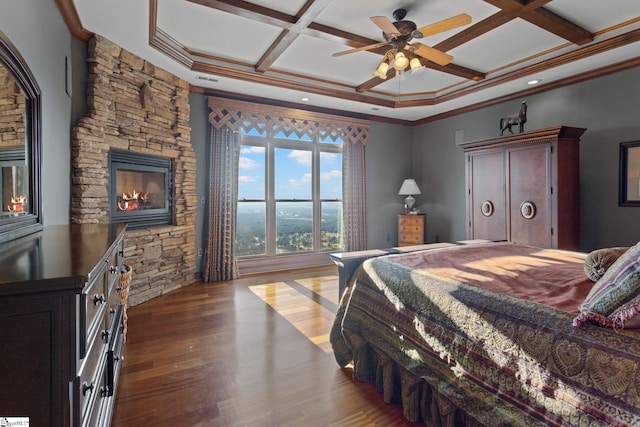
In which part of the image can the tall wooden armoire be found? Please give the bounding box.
[458,126,586,250]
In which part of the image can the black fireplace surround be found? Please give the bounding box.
[109,150,172,228]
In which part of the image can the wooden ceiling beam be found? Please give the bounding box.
[186,0,294,26]
[255,0,332,72]
[523,6,593,44]
[433,10,514,52]
[482,0,593,45]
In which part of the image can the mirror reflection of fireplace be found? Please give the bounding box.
[0,147,28,218]
[109,150,172,228]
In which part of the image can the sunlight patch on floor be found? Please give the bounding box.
[249,275,338,353]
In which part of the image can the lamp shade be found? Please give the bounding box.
[398,179,422,195]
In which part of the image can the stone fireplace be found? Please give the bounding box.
[71,35,196,306]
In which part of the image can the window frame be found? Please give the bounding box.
[236,127,343,259]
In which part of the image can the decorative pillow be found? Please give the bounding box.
[574,241,640,328]
[583,247,629,282]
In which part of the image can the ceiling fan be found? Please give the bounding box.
[333,9,471,79]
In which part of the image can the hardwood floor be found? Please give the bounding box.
[111,266,419,427]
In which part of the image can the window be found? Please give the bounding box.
[236,125,343,257]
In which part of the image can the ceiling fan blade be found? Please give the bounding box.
[416,13,471,38]
[370,16,400,37]
[332,41,389,57]
[410,43,453,66]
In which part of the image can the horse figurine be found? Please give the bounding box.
[499,101,527,135]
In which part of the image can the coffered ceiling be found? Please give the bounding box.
[60,0,640,123]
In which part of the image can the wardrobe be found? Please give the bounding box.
[459,126,586,250]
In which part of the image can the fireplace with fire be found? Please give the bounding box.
[109,150,172,228]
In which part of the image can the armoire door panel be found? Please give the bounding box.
[469,150,506,241]
[508,145,550,247]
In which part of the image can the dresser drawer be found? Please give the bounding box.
[106,278,121,333]
[399,232,423,244]
[106,306,125,396]
[77,325,108,426]
[398,224,423,233]
[105,239,124,292]
[81,262,108,358]
[399,215,423,227]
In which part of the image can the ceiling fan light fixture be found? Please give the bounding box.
[393,51,409,71]
[374,61,389,79]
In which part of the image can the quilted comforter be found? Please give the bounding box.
[330,242,640,426]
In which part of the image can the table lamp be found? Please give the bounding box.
[398,178,422,212]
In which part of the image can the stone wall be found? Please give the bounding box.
[71,35,196,306]
[0,62,25,148]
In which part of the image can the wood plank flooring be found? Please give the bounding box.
[111,266,419,427]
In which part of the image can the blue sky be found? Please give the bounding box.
[238,145,342,200]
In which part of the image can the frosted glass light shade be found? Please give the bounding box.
[393,52,409,70]
[410,58,425,75]
[373,62,389,79]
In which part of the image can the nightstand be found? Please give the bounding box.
[398,213,425,246]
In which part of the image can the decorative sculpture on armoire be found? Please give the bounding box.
[499,101,527,135]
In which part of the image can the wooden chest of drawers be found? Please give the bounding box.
[0,224,127,427]
[398,213,425,246]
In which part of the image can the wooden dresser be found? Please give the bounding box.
[459,126,585,250]
[0,224,127,427]
[398,213,425,246]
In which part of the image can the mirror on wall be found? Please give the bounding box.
[0,30,42,243]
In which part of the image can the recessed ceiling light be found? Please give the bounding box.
[300,97,310,102]
[371,107,380,111]
[527,79,542,85]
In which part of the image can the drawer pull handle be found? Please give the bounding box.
[109,308,116,315]
[93,294,105,305]
[101,330,110,342]
[109,265,117,274]
[82,381,95,396]
[119,249,124,256]
[100,386,109,397]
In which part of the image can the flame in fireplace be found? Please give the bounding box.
[8,195,27,213]
[118,190,150,211]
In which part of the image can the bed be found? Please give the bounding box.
[330,241,640,426]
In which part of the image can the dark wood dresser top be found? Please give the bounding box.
[0,223,126,295]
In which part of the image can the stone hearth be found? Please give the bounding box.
[71,35,196,306]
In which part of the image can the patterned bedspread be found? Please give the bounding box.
[330,242,640,426]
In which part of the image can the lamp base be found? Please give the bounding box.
[404,195,415,211]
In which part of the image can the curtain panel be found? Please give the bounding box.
[203,125,240,282]
[342,140,367,251]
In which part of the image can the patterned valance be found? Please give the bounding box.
[207,96,369,145]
